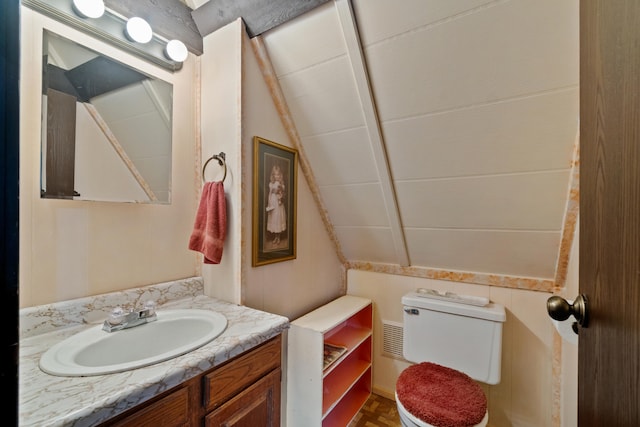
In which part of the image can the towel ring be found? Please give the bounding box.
[202,152,227,182]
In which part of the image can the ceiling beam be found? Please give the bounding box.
[104,0,203,55]
[192,0,330,38]
[64,56,147,101]
[334,0,410,266]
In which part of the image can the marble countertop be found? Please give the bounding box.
[19,277,289,427]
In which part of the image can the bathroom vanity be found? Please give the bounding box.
[18,277,289,426]
[103,335,282,426]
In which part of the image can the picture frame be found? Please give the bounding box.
[252,136,298,266]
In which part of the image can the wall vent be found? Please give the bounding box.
[382,320,404,360]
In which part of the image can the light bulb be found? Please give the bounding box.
[125,17,152,44]
[72,0,105,19]
[165,40,188,62]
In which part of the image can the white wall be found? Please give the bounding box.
[198,19,344,319]
[240,27,345,321]
[198,19,244,304]
[19,7,198,307]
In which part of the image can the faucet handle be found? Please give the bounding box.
[143,300,156,316]
[107,306,126,325]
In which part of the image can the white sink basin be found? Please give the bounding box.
[39,309,227,376]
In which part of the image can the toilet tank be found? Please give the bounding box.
[402,292,506,384]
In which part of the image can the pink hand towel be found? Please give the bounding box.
[189,181,227,264]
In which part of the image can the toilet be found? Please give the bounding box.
[396,291,506,427]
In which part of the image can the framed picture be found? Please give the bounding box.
[252,136,298,266]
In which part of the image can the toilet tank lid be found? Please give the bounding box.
[402,292,506,322]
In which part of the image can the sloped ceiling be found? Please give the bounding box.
[193,0,579,286]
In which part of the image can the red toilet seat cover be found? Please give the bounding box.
[396,362,487,427]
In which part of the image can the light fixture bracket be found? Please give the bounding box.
[23,0,182,71]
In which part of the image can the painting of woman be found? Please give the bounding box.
[266,164,287,245]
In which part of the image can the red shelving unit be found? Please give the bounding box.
[287,296,372,426]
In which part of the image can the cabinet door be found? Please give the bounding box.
[105,386,191,427]
[205,368,281,427]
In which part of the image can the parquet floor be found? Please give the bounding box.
[348,393,401,427]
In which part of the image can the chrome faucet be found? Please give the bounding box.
[102,301,157,332]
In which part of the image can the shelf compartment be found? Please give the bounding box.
[322,367,372,427]
[324,323,370,355]
[322,337,372,414]
[325,304,371,342]
[323,330,372,377]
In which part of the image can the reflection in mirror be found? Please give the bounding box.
[41,30,173,203]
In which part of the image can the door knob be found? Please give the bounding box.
[546,294,589,328]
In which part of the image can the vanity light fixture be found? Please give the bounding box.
[24,0,185,71]
[125,17,153,44]
[71,0,105,19]
[165,39,188,63]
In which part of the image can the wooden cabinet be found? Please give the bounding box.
[101,335,281,427]
[287,296,372,427]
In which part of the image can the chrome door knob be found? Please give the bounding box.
[547,294,589,327]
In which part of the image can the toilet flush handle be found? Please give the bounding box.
[404,308,419,315]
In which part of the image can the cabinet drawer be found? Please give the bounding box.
[107,385,190,427]
[203,335,281,410]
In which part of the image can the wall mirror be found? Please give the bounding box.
[41,30,173,203]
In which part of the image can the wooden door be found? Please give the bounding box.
[579,1,640,425]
